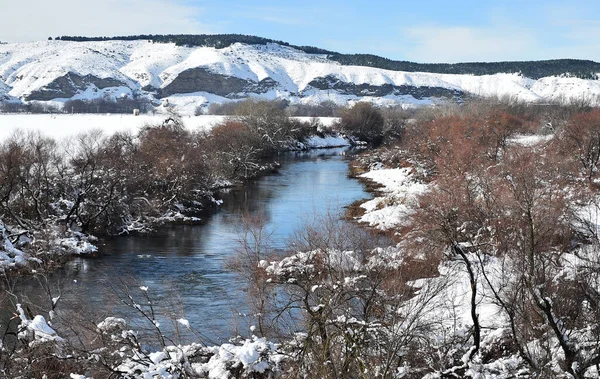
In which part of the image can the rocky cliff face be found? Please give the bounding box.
[306,75,463,100]
[159,67,278,98]
[25,73,127,101]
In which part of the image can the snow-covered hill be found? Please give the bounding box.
[1,40,600,114]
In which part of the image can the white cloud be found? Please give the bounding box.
[0,0,210,42]
[397,5,600,64]
[401,25,538,63]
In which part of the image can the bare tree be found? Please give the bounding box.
[558,109,600,182]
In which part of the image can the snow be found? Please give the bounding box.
[292,116,339,127]
[573,201,600,238]
[532,76,600,104]
[29,315,60,338]
[509,133,553,146]
[266,249,362,278]
[0,114,229,140]
[0,221,36,271]
[197,336,282,378]
[16,303,63,343]
[0,114,340,141]
[161,91,229,115]
[56,234,98,255]
[301,134,350,148]
[358,167,429,230]
[413,254,505,331]
[1,40,599,112]
[149,351,169,365]
[97,317,127,333]
[110,330,282,378]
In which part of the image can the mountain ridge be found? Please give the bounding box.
[1,37,600,114]
[55,34,600,79]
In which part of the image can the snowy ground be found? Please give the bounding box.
[0,114,339,141]
[508,133,553,146]
[358,167,428,230]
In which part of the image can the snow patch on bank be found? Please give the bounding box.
[509,133,553,146]
[358,167,428,230]
[301,134,350,149]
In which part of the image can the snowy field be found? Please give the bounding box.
[0,114,339,141]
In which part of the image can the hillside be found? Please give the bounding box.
[56,34,600,79]
[1,37,600,114]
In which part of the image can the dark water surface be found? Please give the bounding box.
[4,148,370,343]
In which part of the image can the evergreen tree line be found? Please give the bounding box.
[53,33,333,55]
[328,54,600,80]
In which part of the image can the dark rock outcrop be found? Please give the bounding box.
[26,73,127,101]
[305,75,463,99]
[0,80,9,97]
[160,67,278,98]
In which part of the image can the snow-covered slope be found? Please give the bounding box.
[1,40,599,112]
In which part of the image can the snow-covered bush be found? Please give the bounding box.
[0,220,35,271]
[2,289,285,379]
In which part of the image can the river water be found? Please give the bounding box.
[3,147,370,344]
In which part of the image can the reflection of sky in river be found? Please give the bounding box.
[4,148,370,345]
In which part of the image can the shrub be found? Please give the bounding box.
[339,102,384,144]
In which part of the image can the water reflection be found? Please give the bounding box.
[2,147,370,343]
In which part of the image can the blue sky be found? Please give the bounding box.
[3,0,600,63]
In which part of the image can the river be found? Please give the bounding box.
[2,147,370,344]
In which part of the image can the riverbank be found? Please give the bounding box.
[0,112,353,276]
[345,147,429,237]
[1,147,372,378]
[7,100,600,378]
